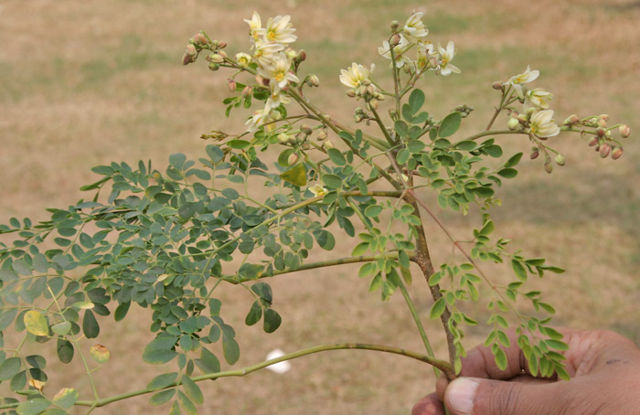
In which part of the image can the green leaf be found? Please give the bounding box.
[439,112,462,137]
[327,148,346,165]
[492,345,508,370]
[56,339,74,363]
[0,308,17,331]
[0,357,21,381]
[205,145,224,163]
[221,188,239,200]
[26,355,46,369]
[364,205,383,218]
[321,174,342,190]
[455,140,477,151]
[82,310,99,339]
[314,229,335,250]
[114,302,131,322]
[263,309,282,333]
[178,390,197,415]
[244,301,262,326]
[396,148,410,165]
[149,389,176,406]
[181,375,203,405]
[222,333,240,365]
[148,372,178,390]
[169,153,187,169]
[394,120,409,138]
[24,310,49,337]
[408,89,425,114]
[169,400,180,415]
[498,168,518,178]
[358,262,377,278]
[545,339,569,351]
[505,152,523,168]
[10,370,27,391]
[429,298,446,319]
[484,144,503,157]
[352,242,369,256]
[280,163,307,186]
[511,259,527,281]
[195,348,220,374]
[143,335,178,365]
[16,399,50,415]
[479,220,494,236]
[52,387,78,410]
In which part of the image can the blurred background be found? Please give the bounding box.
[1,0,639,413]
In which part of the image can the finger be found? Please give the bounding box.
[444,377,572,415]
[412,392,445,415]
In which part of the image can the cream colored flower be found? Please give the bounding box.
[416,41,436,70]
[438,41,460,76]
[263,15,297,45]
[339,62,371,89]
[505,66,540,97]
[529,109,560,138]
[378,35,412,68]
[308,184,328,197]
[403,12,429,41]
[258,53,299,90]
[526,88,553,109]
[265,89,291,113]
[235,52,252,68]
[253,40,284,66]
[244,11,262,42]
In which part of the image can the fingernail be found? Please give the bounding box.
[445,378,479,415]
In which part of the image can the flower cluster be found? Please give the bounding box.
[242,12,302,132]
[379,12,460,76]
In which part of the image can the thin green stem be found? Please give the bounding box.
[59,343,451,409]
[462,129,528,142]
[369,103,398,147]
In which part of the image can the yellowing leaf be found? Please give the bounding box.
[53,387,78,410]
[29,378,46,392]
[24,310,49,337]
[89,344,111,363]
[280,163,307,186]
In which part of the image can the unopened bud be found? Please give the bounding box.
[492,81,503,90]
[300,125,312,135]
[216,41,227,49]
[302,143,311,150]
[554,154,566,166]
[596,128,606,137]
[256,75,269,87]
[588,137,599,147]
[563,114,580,125]
[612,147,624,160]
[182,44,197,65]
[544,159,553,174]
[599,114,609,122]
[599,143,611,158]
[530,147,540,159]
[619,124,631,138]
[598,118,607,128]
[207,53,224,64]
[241,86,252,97]
[317,129,328,141]
[208,62,220,71]
[288,153,299,165]
[390,20,400,32]
[390,33,401,47]
[297,50,306,62]
[507,118,520,130]
[227,79,236,92]
[346,90,356,98]
[277,133,290,144]
[323,140,334,150]
[192,32,208,45]
[307,74,320,87]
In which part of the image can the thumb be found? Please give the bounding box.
[444,377,570,415]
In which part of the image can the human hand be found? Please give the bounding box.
[412,329,640,415]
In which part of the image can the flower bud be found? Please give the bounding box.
[227,79,236,92]
[563,114,580,125]
[492,81,504,90]
[619,124,631,138]
[307,74,320,87]
[216,41,228,49]
[241,86,252,97]
[599,114,609,122]
[208,62,220,71]
[317,129,328,141]
[554,154,566,166]
[390,33,401,47]
[530,147,540,159]
[256,75,269,87]
[390,20,400,32]
[544,159,553,174]
[288,153,299,165]
[207,53,224,64]
[297,50,307,62]
[300,125,312,135]
[596,128,606,137]
[507,117,520,130]
[192,32,208,46]
[302,143,311,150]
[182,44,197,65]
[612,147,624,160]
[277,133,290,144]
[588,137,599,147]
[323,140,334,150]
[598,118,607,128]
[599,143,611,158]
[346,90,356,98]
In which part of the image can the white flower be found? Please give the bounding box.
[339,62,371,89]
[416,41,436,70]
[525,88,553,109]
[263,15,297,45]
[244,11,262,42]
[529,109,560,138]
[505,66,540,97]
[265,349,291,374]
[403,12,429,41]
[253,40,284,66]
[308,184,328,196]
[378,34,412,68]
[235,52,252,68]
[265,89,291,113]
[438,41,460,76]
[258,53,299,91]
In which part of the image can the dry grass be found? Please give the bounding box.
[1,0,639,413]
